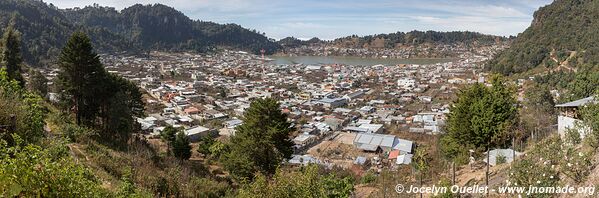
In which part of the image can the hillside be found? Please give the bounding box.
[487,0,599,75]
[0,0,280,66]
[330,31,505,48]
[278,31,505,49]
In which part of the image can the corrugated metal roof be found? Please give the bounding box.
[392,138,413,153]
[556,96,595,107]
[354,133,400,149]
[396,154,413,165]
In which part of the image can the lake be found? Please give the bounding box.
[269,56,455,66]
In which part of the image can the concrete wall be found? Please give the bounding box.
[558,115,590,139]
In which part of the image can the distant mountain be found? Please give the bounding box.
[327,31,505,48]
[487,0,599,75]
[0,0,280,66]
[277,37,324,48]
[277,31,505,51]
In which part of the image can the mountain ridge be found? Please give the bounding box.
[487,0,599,75]
[0,0,281,66]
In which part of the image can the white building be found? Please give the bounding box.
[556,96,595,139]
[397,78,416,89]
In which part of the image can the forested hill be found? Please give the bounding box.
[0,0,281,66]
[309,31,507,49]
[487,0,599,75]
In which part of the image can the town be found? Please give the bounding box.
[39,44,506,174]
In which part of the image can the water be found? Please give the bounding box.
[269,56,455,66]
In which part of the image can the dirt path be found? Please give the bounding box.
[550,49,577,72]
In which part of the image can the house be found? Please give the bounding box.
[185,126,215,142]
[305,65,322,71]
[345,124,384,134]
[317,98,348,108]
[353,133,413,153]
[224,119,243,129]
[359,106,376,114]
[288,155,321,166]
[396,154,413,165]
[324,117,345,131]
[343,91,364,102]
[556,96,595,139]
[293,133,318,146]
[397,78,416,89]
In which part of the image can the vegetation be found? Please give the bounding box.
[220,97,294,180]
[56,32,144,146]
[0,135,110,197]
[441,76,518,163]
[237,165,354,198]
[28,69,48,97]
[0,0,280,66]
[580,92,599,147]
[331,30,506,49]
[1,20,24,86]
[488,0,599,75]
[172,131,192,160]
[508,136,593,197]
[0,42,107,196]
[0,68,46,145]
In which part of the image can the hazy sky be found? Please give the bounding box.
[43,0,553,40]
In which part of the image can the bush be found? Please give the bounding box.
[496,154,507,165]
[360,171,377,184]
[0,135,110,197]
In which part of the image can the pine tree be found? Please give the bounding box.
[1,21,24,87]
[221,97,293,180]
[56,32,106,126]
[172,131,192,160]
[98,73,145,145]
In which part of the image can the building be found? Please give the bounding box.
[344,123,384,134]
[353,133,413,153]
[343,91,364,102]
[556,96,594,139]
[185,126,215,142]
[397,78,416,89]
[317,98,348,108]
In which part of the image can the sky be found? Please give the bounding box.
[43,0,554,40]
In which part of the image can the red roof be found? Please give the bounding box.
[388,150,400,160]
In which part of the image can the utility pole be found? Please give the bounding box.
[486,146,490,197]
[452,161,456,185]
[382,166,386,198]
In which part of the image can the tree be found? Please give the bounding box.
[441,75,518,160]
[99,74,145,145]
[197,135,215,156]
[580,91,599,147]
[160,126,178,145]
[56,32,106,126]
[412,146,431,198]
[172,131,192,160]
[0,20,25,87]
[208,141,228,158]
[28,70,48,98]
[221,97,294,180]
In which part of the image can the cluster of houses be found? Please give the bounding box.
[80,49,503,169]
[281,40,509,60]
